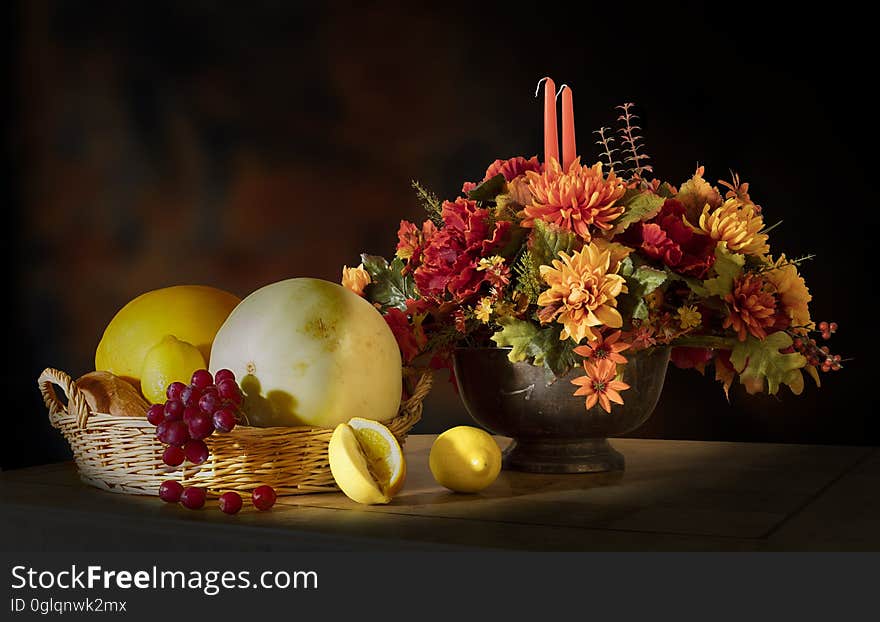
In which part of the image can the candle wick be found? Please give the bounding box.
[555,84,570,100]
[535,76,551,98]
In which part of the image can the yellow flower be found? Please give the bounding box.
[764,255,813,331]
[341,264,371,297]
[477,256,505,271]
[537,243,627,343]
[699,198,769,257]
[474,297,493,324]
[677,305,702,330]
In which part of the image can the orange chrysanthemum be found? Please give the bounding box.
[573,330,630,364]
[537,243,627,343]
[571,359,630,413]
[341,264,371,297]
[522,158,627,241]
[765,255,813,332]
[723,273,777,341]
[699,198,769,257]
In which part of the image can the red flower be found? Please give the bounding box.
[670,347,713,373]
[484,156,542,182]
[383,308,427,365]
[396,219,437,272]
[462,156,542,193]
[625,199,716,278]
[414,198,511,302]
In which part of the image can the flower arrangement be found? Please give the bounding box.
[342,81,844,413]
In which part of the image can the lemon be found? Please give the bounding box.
[328,417,406,505]
[95,285,239,387]
[140,335,207,404]
[429,426,502,493]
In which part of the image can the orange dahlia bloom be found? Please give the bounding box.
[522,158,627,241]
[699,198,769,257]
[723,273,777,341]
[537,243,627,343]
[341,264,371,297]
[571,359,630,413]
[573,330,630,364]
[765,255,813,331]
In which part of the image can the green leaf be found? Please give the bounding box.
[491,318,542,363]
[729,332,807,395]
[530,219,577,267]
[657,182,676,199]
[609,190,665,235]
[665,268,709,297]
[467,174,507,202]
[533,325,579,377]
[360,254,417,311]
[703,243,745,297]
[618,259,667,320]
[491,318,578,377]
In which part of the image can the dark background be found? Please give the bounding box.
[5,1,875,469]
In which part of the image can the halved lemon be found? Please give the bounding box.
[328,417,406,505]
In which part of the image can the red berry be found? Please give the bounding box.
[162,445,186,467]
[793,338,803,349]
[218,491,243,514]
[214,369,236,384]
[164,420,190,447]
[147,404,165,426]
[166,381,187,401]
[820,346,830,354]
[191,370,214,390]
[180,486,206,510]
[252,485,277,511]
[213,408,237,433]
[184,439,209,464]
[199,392,221,415]
[180,385,202,408]
[821,332,831,341]
[159,480,184,503]
[187,411,215,440]
[164,399,184,421]
[818,321,828,332]
[829,322,838,333]
[821,361,832,372]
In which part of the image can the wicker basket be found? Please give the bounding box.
[38,367,432,497]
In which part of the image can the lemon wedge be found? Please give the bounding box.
[328,417,406,505]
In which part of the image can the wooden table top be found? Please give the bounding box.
[2,435,878,551]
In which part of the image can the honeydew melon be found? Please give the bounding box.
[209,278,402,428]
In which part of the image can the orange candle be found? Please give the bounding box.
[540,77,559,166]
[561,85,576,169]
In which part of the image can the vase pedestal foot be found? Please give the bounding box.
[502,438,624,474]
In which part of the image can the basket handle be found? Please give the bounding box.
[38,368,92,430]
[403,369,433,411]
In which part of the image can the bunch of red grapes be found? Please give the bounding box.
[145,368,276,514]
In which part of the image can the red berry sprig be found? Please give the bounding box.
[792,321,844,373]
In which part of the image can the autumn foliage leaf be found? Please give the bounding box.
[729,332,807,395]
[608,190,665,235]
[703,242,745,297]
